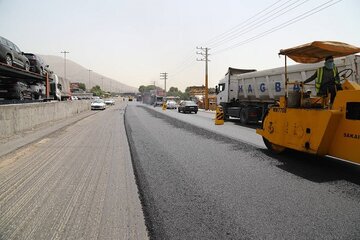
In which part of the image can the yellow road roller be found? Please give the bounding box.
[256,41,360,164]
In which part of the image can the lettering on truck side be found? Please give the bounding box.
[239,82,300,94]
[344,133,360,140]
[272,108,287,113]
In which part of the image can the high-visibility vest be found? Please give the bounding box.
[315,67,339,94]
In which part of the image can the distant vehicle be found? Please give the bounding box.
[0,80,34,100]
[104,99,115,105]
[70,96,79,100]
[24,53,49,75]
[166,100,177,109]
[153,96,164,107]
[91,99,106,110]
[0,36,30,71]
[178,100,198,114]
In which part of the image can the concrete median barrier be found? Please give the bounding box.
[0,101,90,139]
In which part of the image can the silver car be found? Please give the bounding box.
[91,99,106,110]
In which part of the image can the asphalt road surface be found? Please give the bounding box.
[125,104,360,240]
[0,102,147,240]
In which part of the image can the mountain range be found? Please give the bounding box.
[40,55,137,93]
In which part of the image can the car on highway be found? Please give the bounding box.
[166,100,177,109]
[0,36,30,71]
[91,99,106,110]
[24,53,49,75]
[153,96,164,107]
[104,99,115,105]
[178,100,198,114]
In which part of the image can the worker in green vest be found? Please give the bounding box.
[303,56,341,103]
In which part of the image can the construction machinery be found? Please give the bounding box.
[256,41,360,164]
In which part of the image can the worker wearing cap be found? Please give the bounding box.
[303,56,340,103]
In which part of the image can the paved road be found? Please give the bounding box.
[125,103,360,240]
[0,102,148,240]
[151,105,265,148]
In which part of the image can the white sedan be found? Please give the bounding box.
[91,99,106,110]
[166,100,177,109]
[104,99,115,105]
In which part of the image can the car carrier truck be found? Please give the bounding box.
[216,55,360,124]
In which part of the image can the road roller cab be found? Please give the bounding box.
[256,41,360,164]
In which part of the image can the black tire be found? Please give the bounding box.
[263,137,285,154]
[261,109,285,154]
[5,54,12,66]
[240,108,249,124]
[194,111,197,114]
[223,108,229,120]
[178,108,181,112]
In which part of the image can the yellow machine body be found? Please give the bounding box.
[257,81,360,164]
[257,41,360,164]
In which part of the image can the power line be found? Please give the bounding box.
[169,1,288,78]
[209,0,309,49]
[170,0,306,78]
[203,0,284,46]
[162,0,341,90]
[212,0,342,55]
[169,48,197,77]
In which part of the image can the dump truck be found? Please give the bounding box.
[216,55,360,124]
[256,41,360,164]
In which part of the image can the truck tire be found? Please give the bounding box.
[223,108,229,120]
[240,108,249,124]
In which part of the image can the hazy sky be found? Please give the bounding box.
[1,0,359,91]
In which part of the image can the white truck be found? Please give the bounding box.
[49,73,62,101]
[216,55,360,124]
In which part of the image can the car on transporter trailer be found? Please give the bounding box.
[0,36,30,71]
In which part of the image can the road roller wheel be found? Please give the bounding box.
[263,137,286,154]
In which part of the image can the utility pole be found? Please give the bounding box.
[160,72,168,97]
[61,51,69,82]
[88,69,92,91]
[101,77,104,90]
[196,47,210,110]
